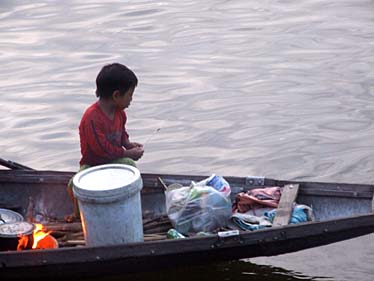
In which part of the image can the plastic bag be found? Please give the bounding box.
[165,175,232,235]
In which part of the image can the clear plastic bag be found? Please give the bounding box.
[165,175,232,235]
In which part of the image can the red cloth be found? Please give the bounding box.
[233,186,282,213]
[79,101,129,166]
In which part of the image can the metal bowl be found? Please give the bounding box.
[0,221,35,251]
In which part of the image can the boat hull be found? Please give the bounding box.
[1,169,374,280]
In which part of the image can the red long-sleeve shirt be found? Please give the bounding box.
[79,101,129,166]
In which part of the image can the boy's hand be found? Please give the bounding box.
[125,146,144,160]
[130,142,143,149]
[124,141,143,150]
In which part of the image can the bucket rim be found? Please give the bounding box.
[72,164,142,201]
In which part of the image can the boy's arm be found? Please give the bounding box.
[120,111,144,160]
[122,133,143,149]
[121,132,144,160]
[122,131,133,149]
[120,111,134,149]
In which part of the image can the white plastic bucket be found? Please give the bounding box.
[73,164,143,247]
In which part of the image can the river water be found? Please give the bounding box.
[1,0,374,280]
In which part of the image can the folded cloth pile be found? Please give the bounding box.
[231,186,314,231]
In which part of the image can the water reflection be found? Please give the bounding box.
[90,261,332,281]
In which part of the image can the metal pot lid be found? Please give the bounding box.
[0,208,24,225]
[0,221,35,238]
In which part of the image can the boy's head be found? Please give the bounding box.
[95,63,138,99]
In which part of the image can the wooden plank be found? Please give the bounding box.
[273,184,299,226]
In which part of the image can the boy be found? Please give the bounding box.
[66,63,144,221]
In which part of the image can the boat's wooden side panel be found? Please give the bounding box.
[0,170,171,219]
[0,180,74,221]
[1,170,374,198]
[298,195,372,220]
[1,170,374,221]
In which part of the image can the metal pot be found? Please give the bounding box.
[0,208,24,224]
[0,221,35,251]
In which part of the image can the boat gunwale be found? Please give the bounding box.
[1,169,374,199]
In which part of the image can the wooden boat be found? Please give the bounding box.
[1,166,374,280]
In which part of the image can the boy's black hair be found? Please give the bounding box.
[96,63,138,98]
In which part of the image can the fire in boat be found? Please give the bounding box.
[0,209,57,251]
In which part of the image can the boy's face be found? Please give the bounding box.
[113,88,134,110]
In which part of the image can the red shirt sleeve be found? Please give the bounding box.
[121,111,130,146]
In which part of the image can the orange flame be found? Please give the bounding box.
[32,223,52,249]
[17,223,58,250]
[17,235,29,251]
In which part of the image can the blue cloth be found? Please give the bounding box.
[265,205,308,224]
[232,205,310,231]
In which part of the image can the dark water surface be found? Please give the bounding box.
[1,1,374,280]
